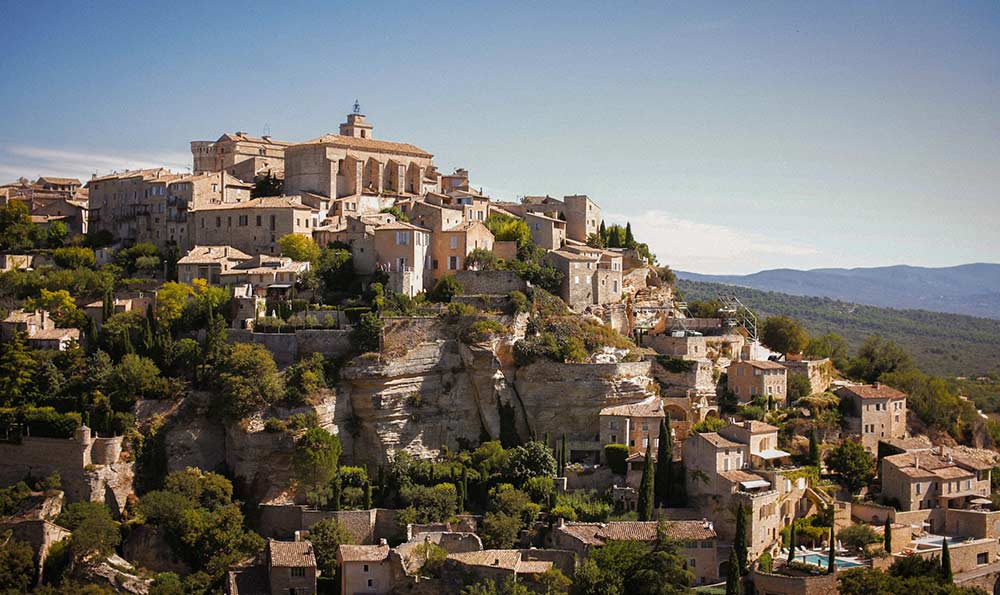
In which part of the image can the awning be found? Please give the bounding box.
[971,497,993,505]
[740,479,771,490]
[268,284,293,289]
[756,449,791,460]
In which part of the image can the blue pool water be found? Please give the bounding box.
[797,554,863,569]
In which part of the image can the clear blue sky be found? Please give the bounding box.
[1,1,997,274]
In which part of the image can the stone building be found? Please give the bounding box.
[545,245,623,311]
[496,194,601,243]
[189,195,318,256]
[283,111,437,201]
[404,200,495,283]
[165,172,253,250]
[1,309,79,350]
[551,519,719,585]
[727,360,787,405]
[598,395,665,458]
[177,245,253,284]
[836,383,908,453]
[227,538,318,595]
[525,211,566,251]
[881,447,994,512]
[86,168,185,245]
[191,132,290,182]
[372,221,431,297]
[337,542,404,595]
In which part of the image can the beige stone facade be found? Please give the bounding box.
[372,221,431,296]
[525,211,566,251]
[177,245,253,284]
[837,383,908,453]
[881,446,994,512]
[545,245,623,311]
[727,360,787,405]
[599,395,665,458]
[166,172,252,250]
[284,112,437,202]
[337,543,401,595]
[189,196,317,256]
[191,132,290,181]
[1,309,78,350]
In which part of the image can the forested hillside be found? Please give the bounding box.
[676,279,1000,378]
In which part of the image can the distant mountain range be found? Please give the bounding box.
[676,263,1000,320]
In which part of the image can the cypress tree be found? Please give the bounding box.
[599,220,607,244]
[941,537,952,581]
[363,481,373,510]
[788,522,796,563]
[674,463,688,506]
[809,427,820,468]
[883,517,891,553]
[725,549,741,595]
[330,474,341,511]
[84,315,99,353]
[559,433,567,476]
[376,464,385,505]
[734,504,747,575]
[654,417,672,508]
[624,222,635,248]
[456,480,465,514]
[637,440,654,521]
[827,524,836,573]
[102,288,113,322]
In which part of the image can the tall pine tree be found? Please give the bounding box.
[624,222,635,248]
[654,417,672,508]
[0,333,35,407]
[637,439,654,521]
[883,517,892,553]
[734,503,748,575]
[788,522,796,563]
[559,433,567,476]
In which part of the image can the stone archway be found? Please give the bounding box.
[718,560,730,581]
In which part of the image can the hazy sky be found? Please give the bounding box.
[1,1,997,274]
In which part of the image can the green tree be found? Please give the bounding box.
[809,427,821,467]
[838,523,881,549]
[217,343,284,419]
[825,440,875,493]
[485,214,532,248]
[293,428,342,507]
[941,536,952,581]
[654,417,672,508]
[624,222,635,248]
[57,501,120,565]
[108,353,162,410]
[47,220,69,247]
[805,332,850,370]
[733,504,747,575]
[828,523,835,573]
[788,374,814,400]
[506,441,557,485]
[428,275,463,303]
[884,517,892,552]
[52,246,97,269]
[277,233,321,263]
[155,282,194,330]
[0,332,35,407]
[788,522,796,563]
[760,315,810,355]
[636,441,654,521]
[309,517,352,577]
[725,548,741,595]
[149,572,184,595]
[851,335,913,383]
[0,535,35,592]
[352,311,383,354]
[559,433,567,476]
[251,171,283,197]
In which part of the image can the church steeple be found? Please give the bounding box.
[339,101,374,138]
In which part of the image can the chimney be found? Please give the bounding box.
[743,420,752,430]
[378,538,388,546]
[873,382,880,389]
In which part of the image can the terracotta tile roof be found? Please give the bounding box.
[524,211,566,224]
[297,133,432,158]
[193,196,316,211]
[546,249,594,262]
[36,177,81,186]
[268,540,316,567]
[338,544,389,563]
[515,560,553,574]
[599,396,664,418]
[218,132,291,146]
[449,549,521,571]
[596,521,659,542]
[3,309,43,324]
[946,447,1000,471]
[931,466,974,480]
[559,520,716,545]
[660,520,717,541]
[88,168,178,184]
[375,221,430,232]
[556,523,605,546]
[29,328,79,341]
[177,245,253,265]
[698,432,744,449]
[837,383,907,400]
[730,421,779,434]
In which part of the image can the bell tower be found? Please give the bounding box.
[339,99,374,139]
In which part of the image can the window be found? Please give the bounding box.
[450,235,458,249]
[978,552,988,565]
[290,567,305,577]
[689,559,696,568]
[396,231,409,245]
[916,483,922,495]
[448,256,458,270]
[216,217,221,228]
[610,434,617,443]
[257,215,262,226]
[363,564,369,573]
[574,276,580,284]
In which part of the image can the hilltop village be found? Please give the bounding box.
[0,108,998,595]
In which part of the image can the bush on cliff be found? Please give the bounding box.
[215,343,284,420]
[604,443,629,475]
[462,320,509,344]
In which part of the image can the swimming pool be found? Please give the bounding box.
[797,553,863,569]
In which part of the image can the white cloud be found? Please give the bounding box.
[0,145,191,184]
[604,209,819,274]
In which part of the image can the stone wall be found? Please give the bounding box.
[257,505,400,545]
[783,359,833,395]
[750,569,839,595]
[454,270,527,296]
[565,466,620,491]
[228,328,352,367]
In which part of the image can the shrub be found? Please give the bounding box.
[508,291,529,314]
[52,246,96,269]
[462,320,508,344]
[429,275,463,303]
[604,444,629,475]
[550,505,577,521]
[263,418,286,433]
[446,302,477,317]
[838,523,881,549]
[692,417,726,433]
[352,312,383,354]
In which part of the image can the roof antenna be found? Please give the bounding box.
[353,99,361,114]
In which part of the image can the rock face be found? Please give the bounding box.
[336,315,657,466]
